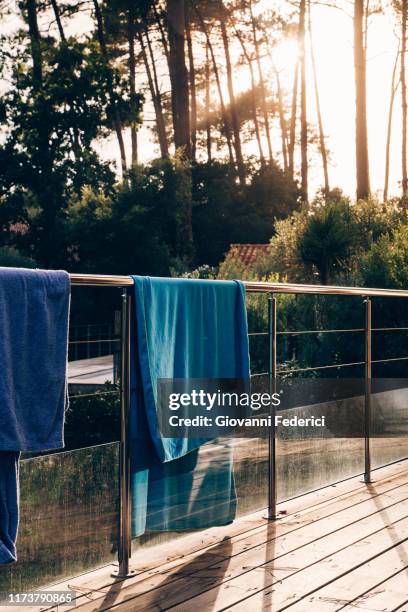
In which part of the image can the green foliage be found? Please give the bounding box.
[0,246,36,268]
[0,33,141,265]
[223,196,408,378]
[179,264,218,279]
[265,211,309,281]
[192,160,300,266]
[64,384,120,450]
[299,202,356,284]
[65,174,172,276]
[360,224,408,289]
[60,157,301,275]
[352,198,402,249]
[233,196,403,287]
[248,163,301,221]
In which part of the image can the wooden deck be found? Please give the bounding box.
[21,459,408,612]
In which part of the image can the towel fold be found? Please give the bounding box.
[130,276,250,536]
[0,267,70,563]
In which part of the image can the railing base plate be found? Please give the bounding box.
[262,512,278,521]
[111,569,137,579]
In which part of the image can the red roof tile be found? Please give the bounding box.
[226,243,270,267]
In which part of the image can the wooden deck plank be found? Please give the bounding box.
[210,512,408,612]
[12,461,408,612]
[51,468,408,612]
[281,549,408,611]
[94,477,408,611]
[157,494,408,612]
[329,568,408,612]
[70,474,408,611]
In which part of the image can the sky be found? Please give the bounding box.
[0,1,404,200]
[303,2,400,199]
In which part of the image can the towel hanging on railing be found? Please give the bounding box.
[0,268,70,564]
[130,276,250,536]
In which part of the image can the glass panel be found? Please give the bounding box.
[277,438,364,502]
[131,436,268,555]
[234,438,268,516]
[370,385,408,469]
[0,443,119,593]
[371,438,408,469]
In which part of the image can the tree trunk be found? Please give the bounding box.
[185,3,197,160]
[50,0,66,41]
[92,0,127,178]
[167,0,190,156]
[273,62,288,172]
[153,1,170,66]
[220,17,245,183]
[402,0,407,197]
[138,31,169,158]
[288,61,299,180]
[308,0,329,196]
[50,0,83,171]
[299,0,308,202]
[249,0,273,163]
[193,2,234,165]
[233,23,265,165]
[26,0,42,84]
[384,44,400,202]
[145,28,169,157]
[205,43,212,162]
[127,7,138,166]
[25,0,59,266]
[354,0,370,200]
[167,0,193,257]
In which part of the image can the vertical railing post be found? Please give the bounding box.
[265,293,277,520]
[113,289,135,578]
[364,296,372,484]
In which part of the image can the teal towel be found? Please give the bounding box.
[130,277,250,536]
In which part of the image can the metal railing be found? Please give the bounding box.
[68,274,408,578]
[69,323,115,360]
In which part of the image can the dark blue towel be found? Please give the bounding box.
[130,276,250,536]
[0,267,70,563]
[0,268,70,451]
[0,452,19,564]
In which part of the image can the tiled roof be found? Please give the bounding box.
[9,222,28,235]
[226,243,270,267]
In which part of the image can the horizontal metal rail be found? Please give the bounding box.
[68,389,119,400]
[277,361,365,375]
[70,273,133,286]
[373,355,408,364]
[68,338,119,345]
[71,323,113,328]
[69,273,408,298]
[250,356,408,377]
[250,327,408,338]
[244,280,408,298]
[278,328,364,335]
